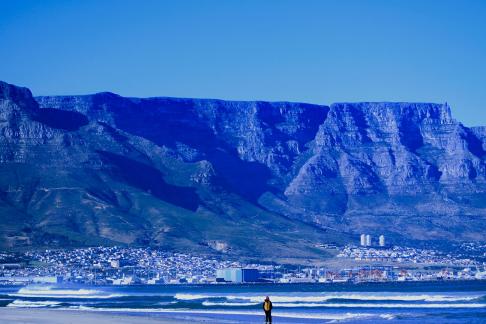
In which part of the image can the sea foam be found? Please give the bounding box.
[10,286,123,299]
[175,292,482,303]
[7,300,61,308]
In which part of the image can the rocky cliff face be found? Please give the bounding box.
[1,80,485,257]
[281,102,486,242]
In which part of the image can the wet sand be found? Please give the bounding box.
[0,308,203,324]
[0,307,319,324]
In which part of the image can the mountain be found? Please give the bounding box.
[1,80,485,260]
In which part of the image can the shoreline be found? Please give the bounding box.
[0,308,197,324]
[2,278,486,288]
[0,308,325,324]
[0,307,391,324]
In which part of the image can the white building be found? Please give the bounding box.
[110,259,120,268]
[379,235,385,247]
[365,234,371,246]
[360,234,366,246]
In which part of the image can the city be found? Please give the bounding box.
[1,236,485,286]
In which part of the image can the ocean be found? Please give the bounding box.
[1,281,485,323]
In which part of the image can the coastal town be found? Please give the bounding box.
[1,237,486,286]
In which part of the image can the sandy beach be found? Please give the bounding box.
[0,308,204,324]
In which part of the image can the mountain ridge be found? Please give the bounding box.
[1,80,485,259]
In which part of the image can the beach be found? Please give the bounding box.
[0,308,198,324]
[0,307,392,323]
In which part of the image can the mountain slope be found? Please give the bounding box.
[1,80,485,258]
[279,103,486,242]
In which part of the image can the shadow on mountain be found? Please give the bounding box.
[110,101,273,202]
[464,128,486,159]
[399,119,424,151]
[112,99,220,150]
[97,151,200,211]
[208,148,272,202]
[350,107,372,143]
[35,108,89,131]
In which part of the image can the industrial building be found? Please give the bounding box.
[216,268,260,283]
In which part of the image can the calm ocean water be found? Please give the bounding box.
[1,281,485,323]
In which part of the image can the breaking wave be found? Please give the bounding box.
[9,286,124,299]
[202,301,260,307]
[278,302,486,308]
[175,292,483,303]
[7,300,62,308]
[2,283,484,322]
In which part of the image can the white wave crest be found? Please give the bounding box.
[202,300,486,308]
[297,302,486,308]
[7,300,61,308]
[176,292,482,303]
[10,286,123,299]
[157,301,178,306]
[241,293,482,303]
[202,301,259,307]
[174,293,214,300]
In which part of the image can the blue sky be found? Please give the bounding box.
[1,0,486,125]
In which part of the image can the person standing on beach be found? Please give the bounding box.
[263,296,273,323]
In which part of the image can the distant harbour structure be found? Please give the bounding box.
[360,234,366,246]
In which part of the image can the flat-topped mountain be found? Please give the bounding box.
[1,80,485,259]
